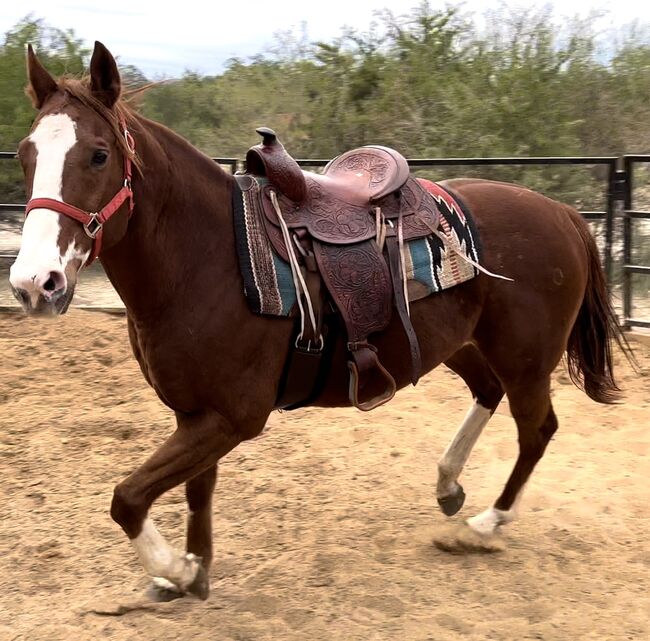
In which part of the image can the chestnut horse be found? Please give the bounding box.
[9,42,626,600]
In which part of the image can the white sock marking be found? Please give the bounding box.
[437,401,492,497]
[132,518,199,590]
[467,491,525,536]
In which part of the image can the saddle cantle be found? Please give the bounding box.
[242,127,441,411]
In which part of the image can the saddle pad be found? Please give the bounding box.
[407,179,481,300]
[232,177,481,317]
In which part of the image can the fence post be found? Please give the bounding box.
[605,162,618,285]
[622,156,633,328]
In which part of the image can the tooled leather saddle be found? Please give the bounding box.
[239,127,441,410]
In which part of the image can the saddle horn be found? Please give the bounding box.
[255,127,278,146]
[246,127,307,202]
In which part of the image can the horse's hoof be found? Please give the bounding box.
[437,485,466,516]
[432,522,505,554]
[186,565,210,601]
[147,577,185,602]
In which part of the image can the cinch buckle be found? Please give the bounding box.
[84,213,103,239]
[295,334,324,353]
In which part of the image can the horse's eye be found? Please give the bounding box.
[92,150,109,166]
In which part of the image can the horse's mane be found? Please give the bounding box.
[31,76,145,171]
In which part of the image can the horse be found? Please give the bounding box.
[9,41,627,601]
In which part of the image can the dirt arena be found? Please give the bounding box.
[0,310,648,641]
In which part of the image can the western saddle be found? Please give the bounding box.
[241,127,441,410]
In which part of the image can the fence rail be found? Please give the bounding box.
[1,152,648,329]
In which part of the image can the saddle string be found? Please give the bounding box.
[269,190,319,340]
[422,219,514,282]
[374,207,387,252]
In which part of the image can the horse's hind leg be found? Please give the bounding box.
[437,345,504,516]
[466,377,558,536]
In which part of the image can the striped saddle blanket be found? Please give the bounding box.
[233,177,481,318]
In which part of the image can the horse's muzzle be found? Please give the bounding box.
[11,283,75,316]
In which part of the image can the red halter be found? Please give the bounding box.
[24,117,136,266]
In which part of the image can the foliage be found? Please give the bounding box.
[1,5,650,211]
[0,17,90,202]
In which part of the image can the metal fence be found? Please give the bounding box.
[622,156,650,329]
[1,153,648,329]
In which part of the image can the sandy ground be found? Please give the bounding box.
[0,310,648,641]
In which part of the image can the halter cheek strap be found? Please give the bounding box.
[24,117,135,266]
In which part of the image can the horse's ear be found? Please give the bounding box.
[26,44,58,109]
[90,41,121,107]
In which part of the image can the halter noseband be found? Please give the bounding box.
[24,116,136,266]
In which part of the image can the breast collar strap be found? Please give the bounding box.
[24,116,135,266]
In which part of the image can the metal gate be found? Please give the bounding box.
[1,152,649,328]
[621,155,650,329]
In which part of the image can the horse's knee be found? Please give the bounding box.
[111,482,148,538]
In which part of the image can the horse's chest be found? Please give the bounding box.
[127,320,198,412]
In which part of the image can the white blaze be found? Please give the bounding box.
[29,113,78,199]
[9,113,88,303]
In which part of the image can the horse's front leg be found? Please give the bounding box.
[186,465,218,568]
[149,465,219,601]
[110,411,248,600]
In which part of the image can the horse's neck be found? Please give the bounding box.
[100,117,236,321]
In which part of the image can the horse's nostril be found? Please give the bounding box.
[43,270,66,294]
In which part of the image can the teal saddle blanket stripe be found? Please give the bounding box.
[232,178,481,317]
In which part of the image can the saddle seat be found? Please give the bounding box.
[246,127,411,208]
[242,128,441,411]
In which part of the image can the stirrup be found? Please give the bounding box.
[347,346,397,411]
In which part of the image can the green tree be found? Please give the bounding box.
[0,17,89,202]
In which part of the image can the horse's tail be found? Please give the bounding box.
[566,210,634,404]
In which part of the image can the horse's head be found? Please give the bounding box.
[10,41,134,315]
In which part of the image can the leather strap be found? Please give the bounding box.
[293,229,324,347]
[385,220,422,385]
[275,340,325,409]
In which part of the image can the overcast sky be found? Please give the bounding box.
[2,1,649,78]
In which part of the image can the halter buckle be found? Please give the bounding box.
[84,213,103,239]
[124,127,136,154]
